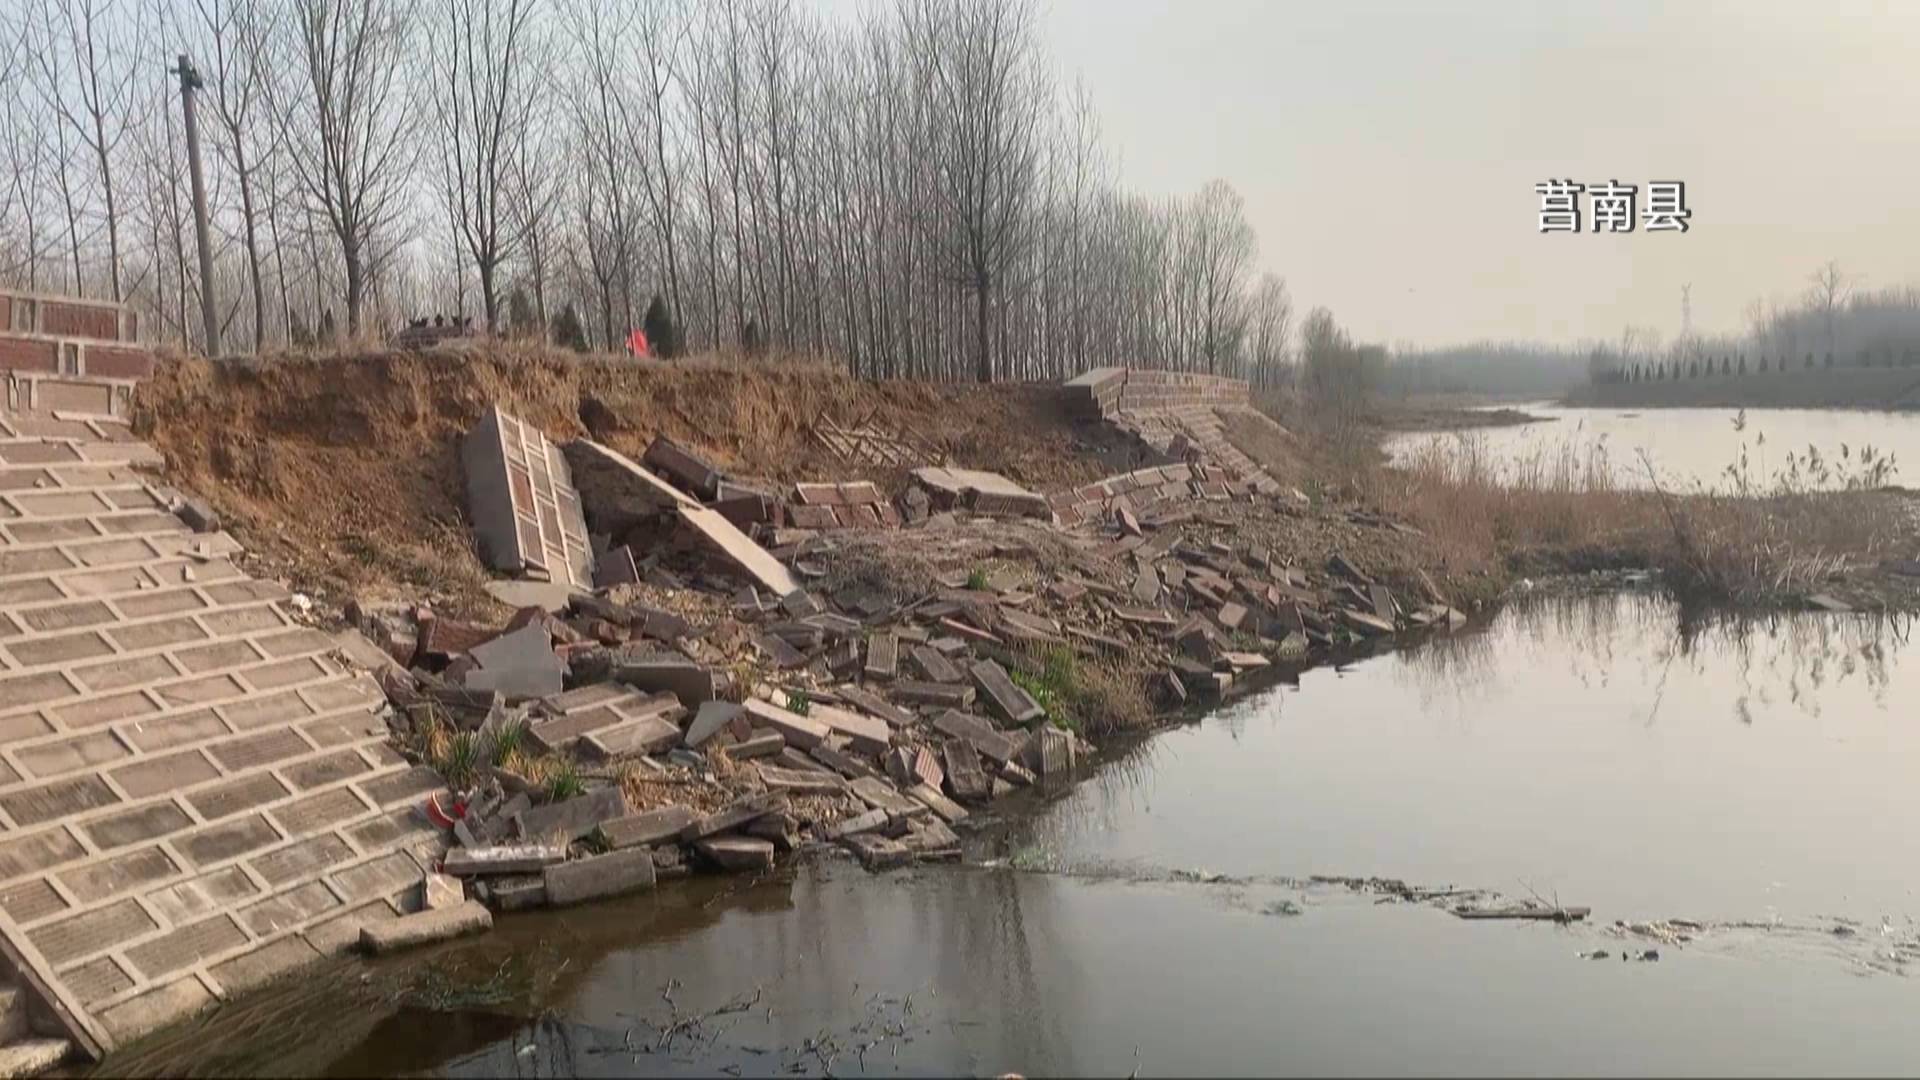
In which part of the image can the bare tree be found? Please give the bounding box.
[1805,259,1852,358]
[905,0,1049,382]
[25,0,142,301]
[275,0,419,335]
[179,0,280,348]
[430,0,542,330]
[1245,272,1292,388]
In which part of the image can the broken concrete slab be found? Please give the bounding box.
[593,545,641,589]
[910,467,1050,519]
[842,833,914,871]
[464,623,568,699]
[361,901,492,954]
[849,776,926,819]
[1131,557,1169,605]
[679,792,787,842]
[754,632,809,669]
[826,808,889,839]
[513,786,630,844]
[746,811,802,851]
[695,835,777,872]
[901,817,963,860]
[578,713,683,760]
[602,806,699,850]
[839,685,915,728]
[942,742,990,802]
[442,844,567,878]
[465,406,595,588]
[421,872,465,911]
[723,732,786,760]
[544,847,657,905]
[909,644,964,683]
[893,680,975,708]
[970,659,1044,726]
[1032,726,1076,779]
[906,783,969,824]
[756,764,847,794]
[742,698,831,749]
[484,580,579,613]
[481,875,550,912]
[864,632,899,681]
[615,655,715,705]
[568,438,699,509]
[1368,583,1397,624]
[885,745,945,790]
[807,702,893,756]
[1340,608,1395,636]
[684,700,743,747]
[809,743,881,780]
[932,710,1018,763]
[678,505,801,597]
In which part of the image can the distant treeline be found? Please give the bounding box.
[1385,265,1920,398]
[1378,342,1589,398]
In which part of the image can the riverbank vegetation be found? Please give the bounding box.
[1350,419,1910,610]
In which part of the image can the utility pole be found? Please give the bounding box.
[172,54,220,357]
[1680,283,1692,338]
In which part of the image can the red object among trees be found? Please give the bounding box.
[626,328,651,358]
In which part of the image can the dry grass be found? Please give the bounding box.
[1371,431,1902,606]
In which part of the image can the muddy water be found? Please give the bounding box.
[1385,404,1920,490]
[100,594,1920,1077]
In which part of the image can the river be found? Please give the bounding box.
[1385,403,1920,490]
[95,593,1920,1077]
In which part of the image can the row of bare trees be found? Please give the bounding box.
[0,0,1296,383]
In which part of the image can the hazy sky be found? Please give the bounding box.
[1034,0,1920,349]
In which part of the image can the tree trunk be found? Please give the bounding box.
[479,261,499,334]
[344,245,365,337]
[235,143,266,351]
[973,276,991,383]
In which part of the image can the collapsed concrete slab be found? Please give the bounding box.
[678,506,801,597]
[910,467,1050,520]
[543,848,657,905]
[463,407,595,589]
[360,901,492,955]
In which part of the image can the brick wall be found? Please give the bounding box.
[34,300,122,342]
[0,291,137,343]
[1062,367,1252,421]
[83,346,155,381]
[0,337,59,374]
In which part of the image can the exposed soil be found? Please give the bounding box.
[132,346,1123,619]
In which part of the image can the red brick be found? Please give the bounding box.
[0,337,58,373]
[83,345,154,380]
[39,300,119,341]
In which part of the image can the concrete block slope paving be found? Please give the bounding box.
[0,415,447,1062]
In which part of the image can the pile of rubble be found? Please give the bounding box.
[338,387,1468,943]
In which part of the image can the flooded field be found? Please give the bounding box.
[1385,404,1920,490]
[99,593,1920,1077]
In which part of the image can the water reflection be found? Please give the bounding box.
[1397,591,1910,726]
[1021,592,1920,920]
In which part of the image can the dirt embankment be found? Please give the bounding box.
[133,346,1120,618]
